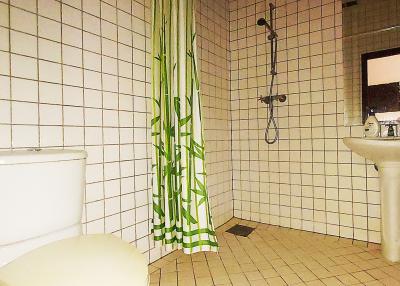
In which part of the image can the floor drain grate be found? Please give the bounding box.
[226,224,255,237]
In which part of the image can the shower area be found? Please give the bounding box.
[193,0,380,250]
[150,0,383,281]
[228,0,380,245]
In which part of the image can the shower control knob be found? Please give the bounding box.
[277,94,286,103]
[258,96,268,104]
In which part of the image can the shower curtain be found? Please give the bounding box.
[151,0,218,253]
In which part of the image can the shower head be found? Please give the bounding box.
[257,3,277,39]
[257,17,267,26]
[257,17,272,31]
[257,17,277,39]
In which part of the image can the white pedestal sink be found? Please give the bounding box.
[343,137,400,262]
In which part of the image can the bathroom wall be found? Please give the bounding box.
[342,0,400,125]
[0,0,232,263]
[0,0,383,265]
[229,0,381,243]
[196,0,233,228]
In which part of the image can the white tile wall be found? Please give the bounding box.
[0,0,156,261]
[197,0,234,228]
[229,0,381,243]
[0,0,233,264]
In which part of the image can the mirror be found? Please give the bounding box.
[361,48,400,122]
[342,0,400,126]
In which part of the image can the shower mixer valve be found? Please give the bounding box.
[259,94,287,104]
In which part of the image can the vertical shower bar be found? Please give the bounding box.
[257,2,286,144]
[269,3,276,75]
[269,3,275,29]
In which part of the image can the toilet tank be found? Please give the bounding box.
[0,149,87,266]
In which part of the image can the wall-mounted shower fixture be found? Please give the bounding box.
[257,3,278,76]
[257,2,286,145]
[256,17,277,41]
[259,94,286,105]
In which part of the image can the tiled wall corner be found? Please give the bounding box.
[197,0,234,229]
[228,0,381,243]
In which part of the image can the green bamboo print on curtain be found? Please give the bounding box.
[151,0,218,253]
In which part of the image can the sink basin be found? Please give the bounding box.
[343,137,400,262]
[343,137,400,166]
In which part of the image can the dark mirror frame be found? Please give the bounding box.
[361,47,400,123]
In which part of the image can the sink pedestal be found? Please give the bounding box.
[343,137,400,262]
[379,164,400,262]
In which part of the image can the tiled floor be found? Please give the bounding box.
[149,218,400,286]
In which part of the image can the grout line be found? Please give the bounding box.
[7,0,12,149]
[131,0,139,254]
[114,0,123,240]
[36,0,40,147]
[99,0,106,235]
[80,0,87,235]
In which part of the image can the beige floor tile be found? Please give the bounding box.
[297,270,319,282]
[281,273,303,285]
[150,270,161,280]
[241,263,258,272]
[321,277,345,286]
[327,265,348,276]
[336,273,359,285]
[225,263,243,274]
[195,276,214,286]
[256,261,273,270]
[160,272,177,284]
[276,265,295,275]
[177,278,195,286]
[364,281,384,286]
[191,252,207,262]
[367,269,389,280]
[379,277,400,285]
[306,280,326,286]
[229,273,250,286]
[149,265,159,273]
[249,279,268,286]
[213,275,231,285]
[351,271,375,283]
[244,271,264,281]
[148,219,400,286]
[161,262,177,273]
[312,267,334,279]
[270,259,287,268]
[160,282,178,286]
[341,263,362,273]
[265,276,287,286]
[177,270,194,280]
[260,268,280,279]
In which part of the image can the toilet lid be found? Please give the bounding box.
[0,235,148,286]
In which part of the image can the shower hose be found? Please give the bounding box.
[264,34,278,144]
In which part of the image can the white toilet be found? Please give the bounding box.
[0,149,148,286]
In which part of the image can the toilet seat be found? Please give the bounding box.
[0,234,148,286]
